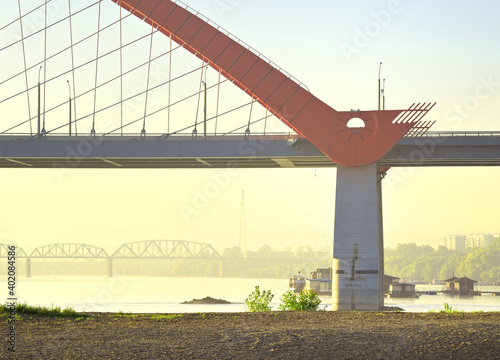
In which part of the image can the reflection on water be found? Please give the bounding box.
[1,276,499,313]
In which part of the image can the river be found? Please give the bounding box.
[3,276,500,313]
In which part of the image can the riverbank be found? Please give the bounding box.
[2,311,499,359]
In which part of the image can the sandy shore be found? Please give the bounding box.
[2,311,499,359]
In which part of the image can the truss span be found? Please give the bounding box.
[30,243,109,258]
[0,244,28,258]
[111,240,221,259]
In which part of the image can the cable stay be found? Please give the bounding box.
[167,35,172,134]
[17,0,32,135]
[41,1,47,136]
[245,98,255,138]
[0,1,51,33]
[68,0,77,135]
[0,1,101,55]
[0,1,291,139]
[192,60,206,140]
[215,69,221,136]
[90,0,102,138]
[33,67,230,137]
[141,25,155,138]
[0,4,138,89]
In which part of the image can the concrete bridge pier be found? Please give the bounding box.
[332,163,384,311]
[107,258,113,277]
[26,257,31,278]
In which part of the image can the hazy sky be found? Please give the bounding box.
[0,0,499,255]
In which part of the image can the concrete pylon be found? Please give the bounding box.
[107,258,113,278]
[332,163,384,311]
[26,257,32,278]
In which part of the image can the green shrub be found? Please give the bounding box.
[279,289,321,311]
[245,286,274,312]
[440,303,461,313]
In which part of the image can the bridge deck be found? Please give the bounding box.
[0,132,499,168]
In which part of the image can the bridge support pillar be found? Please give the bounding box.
[332,163,384,311]
[219,260,223,277]
[26,257,31,278]
[107,258,113,277]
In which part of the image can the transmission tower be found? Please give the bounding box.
[239,190,247,259]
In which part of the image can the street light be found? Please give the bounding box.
[378,62,382,111]
[67,80,72,136]
[41,66,46,136]
[37,66,42,136]
[202,80,207,139]
[382,78,386,111]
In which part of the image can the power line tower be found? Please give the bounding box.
[239,190,247,259]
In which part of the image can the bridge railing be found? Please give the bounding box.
[0,132,302,140]
[410,131,500,138]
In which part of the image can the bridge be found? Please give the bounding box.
[1,132,500,169]
[1,0,499,310]
[1,240,221,277]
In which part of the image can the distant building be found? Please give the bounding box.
[443,276,477,295]
[388,283,417,298]
[445,234,494,250]
[444,235,466,251]
[466,234,493,249]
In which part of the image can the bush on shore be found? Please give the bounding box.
[245,286,274,312]
[245,286,322,312]
[279,289,322,311]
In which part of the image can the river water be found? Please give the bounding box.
[3,276,500,313]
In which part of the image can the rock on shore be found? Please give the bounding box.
[181,296,232,304]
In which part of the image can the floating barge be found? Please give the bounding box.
[289,269,403,297]
[442,276,480,295]
[289,268,332,295]
[386,283,419,298]
[288,271,306,293]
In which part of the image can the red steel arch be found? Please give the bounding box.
[111,0,434,166]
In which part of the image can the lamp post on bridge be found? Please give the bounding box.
[378,62,382,111]
[37,66,42,136]
[382,78,386,111]
[67,80,72,136]
[202,80,207,139]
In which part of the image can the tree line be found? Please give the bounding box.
[6,240,498,282]
[385,238,500,283]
